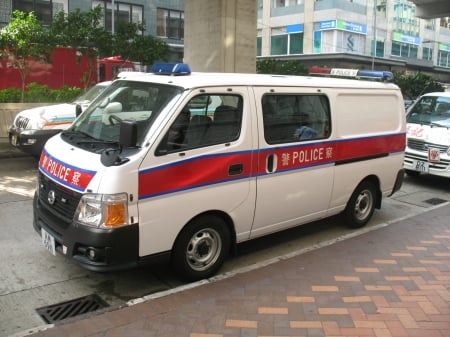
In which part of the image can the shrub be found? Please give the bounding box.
[0,88,22,102]
[0,83,83,103]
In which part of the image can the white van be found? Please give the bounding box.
[8,81,111,157]
[34,64,405,281]
[404,92,450,178]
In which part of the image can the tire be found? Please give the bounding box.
[343,181,376,229]
[171,215,230,282]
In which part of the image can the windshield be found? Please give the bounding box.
[407,95,450,128]
[74,83,108,104]
[64,80,183,151]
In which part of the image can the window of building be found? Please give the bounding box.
[271,33,288,55]
[438,50,450,68]
[336,31,365,54]
[391,41,418,58]
[424,19,435,30]
[13,0,67,26]
[270,29,303,55]
[375,40,385,57]
[93,0,143,33]
[262,94,331,144]
[439,17,449,28]
[422,46,433,61]
[257,36,262,56]
[157,8,184,40]
[273,0,303,8]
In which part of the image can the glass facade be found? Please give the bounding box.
[257,0,450,72]
[4,0,184,47]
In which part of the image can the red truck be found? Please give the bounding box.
[0,47,136,90]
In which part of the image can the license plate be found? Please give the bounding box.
[412,159,429,173]
[41,228,56,256]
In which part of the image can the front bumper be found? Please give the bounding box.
[33,192,140,272]
[8,126,61,157]
[404,150,450,178]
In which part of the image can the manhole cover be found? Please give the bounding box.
[424,198,447,205]
[36,294,109,323]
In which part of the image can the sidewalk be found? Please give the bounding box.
[22,203,450,337]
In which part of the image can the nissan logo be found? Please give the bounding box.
[47,190,56,205]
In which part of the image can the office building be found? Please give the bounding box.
[257,0,450,82]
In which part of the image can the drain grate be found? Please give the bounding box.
[424,198,447,205]
[36,294,109,324]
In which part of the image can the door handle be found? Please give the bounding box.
[229,163,244,176]
[266,154,277,173]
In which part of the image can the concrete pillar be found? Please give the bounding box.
[184,0,257,73]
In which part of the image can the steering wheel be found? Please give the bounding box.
[109,114,122,125]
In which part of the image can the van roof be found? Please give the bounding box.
[116,71,400,91]
[421,91,450,98]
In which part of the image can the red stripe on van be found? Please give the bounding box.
[138,133,405,199]
[139,152,254,199]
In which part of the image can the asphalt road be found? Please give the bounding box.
[1,154,449,337]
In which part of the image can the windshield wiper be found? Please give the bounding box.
[76,139,120,145]
[62,129,120,146]
[62,129,96,139]
[430,122,450,128]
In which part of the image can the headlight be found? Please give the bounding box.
[74,193,128,228]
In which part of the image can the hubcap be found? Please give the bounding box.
[186,228,222,272]
[354,189,373,221]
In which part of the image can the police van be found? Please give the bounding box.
[34,64,406,281]
[404,91,450,178]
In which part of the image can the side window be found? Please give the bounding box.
[262,94,331,144]
[156,94,243,155]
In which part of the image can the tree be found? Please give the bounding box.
[49,7,169,71]
[394,71,444,100]
[0,10,51,102]
[112,21,169,67]
[49,6,111,87]
[257,59,308,75]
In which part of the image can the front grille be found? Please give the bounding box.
[38,172,82,225]
[15,116,30,129]
[407,139,448,153]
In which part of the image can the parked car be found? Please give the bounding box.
[404,91,450,178]
[8,81,111,157]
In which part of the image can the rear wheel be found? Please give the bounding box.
[343,181,376,229]
[171,215,230,281]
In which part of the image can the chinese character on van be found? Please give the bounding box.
[33,63,405,281]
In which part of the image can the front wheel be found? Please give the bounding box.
[343,181,377,229]
[171,215,230,282]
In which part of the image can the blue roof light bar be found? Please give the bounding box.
[150,63,191,76]
[357,70,394,81]
[308,67,394,81]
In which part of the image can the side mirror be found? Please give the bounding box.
[100,120,137,167]
[120,120,138,148]
[75,104,83,117]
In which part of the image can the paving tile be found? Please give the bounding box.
[26,204,450,337]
